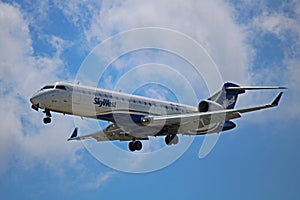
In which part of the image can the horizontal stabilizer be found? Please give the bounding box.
[227,86,287,90]
[67,127,78,141]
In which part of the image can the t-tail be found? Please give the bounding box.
[209,82,287,109]
[214,82,244,109]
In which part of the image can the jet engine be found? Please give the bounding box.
[198,100,224,112]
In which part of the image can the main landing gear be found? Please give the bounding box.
[43,109,52,124]
[128,140,142,152]
[165,134,179,145]
[128,135,179,152]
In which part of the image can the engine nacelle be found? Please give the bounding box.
[198,100,223,112]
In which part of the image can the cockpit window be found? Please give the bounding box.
[56,85,66,90]
[40,85,54,90]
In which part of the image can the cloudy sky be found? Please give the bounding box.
[0,0,299,199]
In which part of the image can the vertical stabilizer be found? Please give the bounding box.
[214,82,245,109]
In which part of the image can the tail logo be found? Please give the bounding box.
[223,96,235,108]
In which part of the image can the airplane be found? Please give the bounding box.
[30,82,286,152]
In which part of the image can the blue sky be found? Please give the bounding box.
[0,0,300,199]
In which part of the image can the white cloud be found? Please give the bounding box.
[0,3,116,190]
[84,0,251,85]
[0,2,81,173]
[84,171,116,189]
[252,12,299,42]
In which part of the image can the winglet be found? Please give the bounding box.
[68,127,78,141]
[271,92,283,106]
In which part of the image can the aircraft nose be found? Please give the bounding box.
[30,93,43,105]
[30,94,42,111]
[30,91,52,110]
[30,95,38,105]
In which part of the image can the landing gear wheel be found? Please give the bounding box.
[128,141,143,152]
[43,117,51,124]
[165,135,172,145]
[165,134,179,145]
[135,141,142,151]
[129,141,135,152]
[172,135,179,145]
[43,109,52,124]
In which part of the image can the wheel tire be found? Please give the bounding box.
[43,117,51,124]
[172,135,179,145]
[165,135,171,145]
[135,141,142,151]
[129,141,136,152]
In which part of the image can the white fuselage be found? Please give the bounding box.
[30,82,220,135]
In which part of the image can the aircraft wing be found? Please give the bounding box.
[141,92,283,127]
[68,124,148,142]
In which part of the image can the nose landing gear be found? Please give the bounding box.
[31,104,39,111]
[43,109,52,124]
